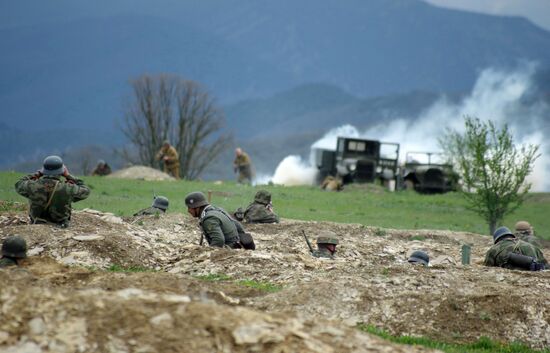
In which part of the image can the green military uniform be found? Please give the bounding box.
[200,205,241,248]
[15,174,90,226]
[311,232,339,259]
[156,145,180,179]
[484,238,548,270]
[244,190,279,223]
[133,206,165,217]
[0,257,17,268]
[234,151,252,184]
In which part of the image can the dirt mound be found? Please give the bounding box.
[1,210,549,351]
[108,165,175,181]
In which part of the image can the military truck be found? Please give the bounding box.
[400,152,459,193]
[313,137,400,186]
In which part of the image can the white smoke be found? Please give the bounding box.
[262,64,550,190]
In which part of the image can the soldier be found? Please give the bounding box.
[484,226,547,271]
[133,196,169,216]
[0,235,27,268]
[242,190,279,223]
[15,155,90,228]
[514,221,542,248]
[312,231,339,259]
[233,147,253,184]
[321,175,343,191]
[91,159,112,176]
[156,140,180,179]
[408,250,429,266]
[185,191,241,248]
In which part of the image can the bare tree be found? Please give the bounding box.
[120,74,231,179]
[440,116,539,234]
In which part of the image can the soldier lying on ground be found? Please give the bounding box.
[0,235,27,268]
[91,159,112,176]
[15,155,90,228]
[185,191,243,249]
[134,196,169,216]
[514,221,542,248]
[234,190,279,224]
[321,175,343,191]
[484,226,548,271]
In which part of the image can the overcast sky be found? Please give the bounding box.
[425,0,550,31]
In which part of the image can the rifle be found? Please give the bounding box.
[302,230,314,254]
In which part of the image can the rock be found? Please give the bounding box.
[0,331,9,344]
[72,235,105,242]
[28,317,46,335]
[149,312,173,327]
[4,341,42,353]
[27,247,45,256]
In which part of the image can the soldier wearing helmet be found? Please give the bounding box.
[15,156,90,228]
[185,191,241,248]
[233,147,253,184]
[408,250,429,266]
[240,190,280,224]
[156,140,180,179]
[0,235,27,268]
[312,231,339,259]
[514,221,542,248]
[133,196,169,216]
[484,226,547,271]
[91,159,112,176]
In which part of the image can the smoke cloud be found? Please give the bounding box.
[264,64,550,191]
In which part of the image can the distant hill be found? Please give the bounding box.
[1,0,550,132]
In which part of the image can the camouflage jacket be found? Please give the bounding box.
[15,174,90,224]
[484,238,548,269]
[0,257,17,268]
[133,206,165,217]
[312,248,334,259]
[516,233,543,249]
[199,205,240,248]
[244,202,279,224]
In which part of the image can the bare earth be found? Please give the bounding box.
[1,209,549,353]
[107,166,175,181]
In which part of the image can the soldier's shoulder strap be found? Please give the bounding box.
[45,180,60,209]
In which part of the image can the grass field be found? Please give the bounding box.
[1,171,549,239]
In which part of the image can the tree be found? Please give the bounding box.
[120,74,231,179]
[440,116,539,234]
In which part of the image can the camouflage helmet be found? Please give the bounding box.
[152,196,169,211]
[41,155,64,176]
[493,226,514,243]
[515,221,531,232]
[2,235,27,258]
[408,250,429,266]
[185,192,208,208]
[316,230,339,245]
[254,190,272,205]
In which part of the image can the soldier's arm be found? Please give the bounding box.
[67,176,91,202]
[483,249,496,266]
[14,174,37,198]
[202,217,225,247]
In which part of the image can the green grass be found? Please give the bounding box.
[2,171,550,238]
[237,279,283,293]
[358,324,550,353]
[106,264,155,273]
[194,273,232,281]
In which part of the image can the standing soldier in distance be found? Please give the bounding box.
[156,140,180,179]
[15,155,90,228]
[233,147,253,184]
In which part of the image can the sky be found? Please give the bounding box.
[425,0,550,31]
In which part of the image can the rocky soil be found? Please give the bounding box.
[1,208,549,352]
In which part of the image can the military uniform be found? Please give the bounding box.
[311,248,334,259]
[156,145,180,179]
[133,206,165,217]
[244,190,279,223]
[0,257,17,268]
[15,174,90,226]
[484,238,548,270]
[516,232,542,248]
[233,151,252,184]
[321,175,343,191]
[200,205,241,248]
[91,163,112,176]
[311,232,339,259]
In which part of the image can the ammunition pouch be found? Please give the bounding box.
[507,252,542,271]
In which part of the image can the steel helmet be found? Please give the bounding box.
[254,190,272,205]
[2,235,27,258]
[316,230,339,245]
[493,226,514,243]
[408,250,429,266]
[152,196,169,211]
[514,221,531,232]
[41,155,64,176]
[185,192,208,208]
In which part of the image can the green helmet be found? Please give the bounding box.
[254,190,272,205]
[185,192,208,208]
[317,231,339,245]
[152,196,169,211]
[2,235,27,258]
[41,155,64,176]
